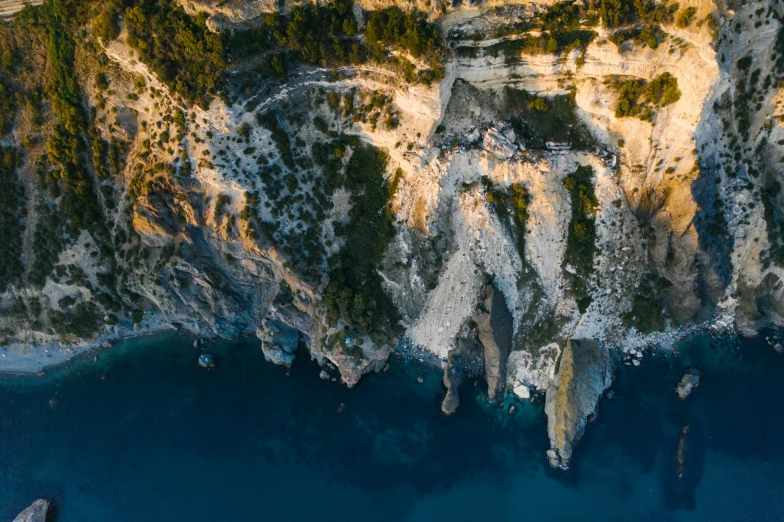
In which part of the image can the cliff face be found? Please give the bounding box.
[1,0,783,465]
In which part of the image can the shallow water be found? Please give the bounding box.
[1,331,783,521]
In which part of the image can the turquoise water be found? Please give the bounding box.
[1,332,783,521]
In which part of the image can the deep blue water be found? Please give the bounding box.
[1,332,783,521]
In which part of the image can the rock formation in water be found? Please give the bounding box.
[545,339,613,469]
[12,499,50,522]
[1,0,783,465]
[675,366,703,399]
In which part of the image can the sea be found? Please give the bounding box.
[1,331,783,521]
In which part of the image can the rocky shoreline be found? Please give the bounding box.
[1,0,784,473]
[0,314,190,376]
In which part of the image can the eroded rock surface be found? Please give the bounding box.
[545,339,613,469]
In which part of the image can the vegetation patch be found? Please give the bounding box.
[0,147,26,290]
[228,3,445,85]
[459,2,597,63]
[675,7,697,28]
[623,273,669,333]
[48,302,99,338]
[598,0,675,28]
[365,7,446,84]
[481,177,530,263]
[477,30,596,64]
[323,143,400,344]
[456,0,678,63]
[563,165,598,313]
[124,0,226,108]
[257,111,295,170]
[227,0,359,73]
[29,208,65,288]
[42,0,103,230]
[608,24,665,51]
[761,180,784,268]
[505,88,595,149]
[605,72,681,121]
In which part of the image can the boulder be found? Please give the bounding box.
[12,499,50,522]
[675,366,702,399]
[198,353,215,369]
[483,126,517,159]
[513,384,530,399]
[506,342,560,393]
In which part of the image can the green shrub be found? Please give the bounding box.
[606,72,681,121]
[215,193,231,216]
[92,0,123,41]
[529,97,549,112]
[482,177,530,261]
[48,303,99,338]
[598,0,674,29]
[237,122,252,138]
[675,7,697,28]
[609,24,664,51]
[58,295,76,308]
[563,166,598,312]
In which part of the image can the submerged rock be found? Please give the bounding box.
[545,339,613,469]
[675,366,702,399]
[441,369,460,416]
[12,499,50,522]
[676,425,690,479]
[198,353,215,369]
